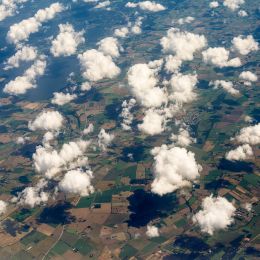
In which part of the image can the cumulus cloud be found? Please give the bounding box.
[151,145,202,195]
[130,17,143,34]
[161,28,207,61]
[3,56,46,95]
[209,1,219,8]
[138,109,166,135]
[169,73,198,104]
[226,144,253,161]
[29,110,64,132]
[223,0,244,11]
[127,63,167,108]
[0,0,28,22]
[98,128,114,151]
[82,123,94,135]
[120,98,136,131]
[177,16,194,25]
[238,10,247,17]
[51,23,85,57]
[114,27,129,38]
[202,47,241,68]
[94,0,110,9]
[51,92,77,106]
[146,225,159,238]
[210,80,240,96]
[170,128,196,147]
[231,35,259,55]
[59,169,94,196]
[126,1,166,12]
[81,81,92,91]
[233,123,260,145]
[0,200,7,215]
[97,37,121,58]
[193,195,236,235]
[4,45,37,70]
[7,3,64,44]
[16,136,30,145]
[78,49,120,81]
[164,55,182,73]
[239,71,258,86]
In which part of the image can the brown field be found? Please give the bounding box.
[37,224,55,237]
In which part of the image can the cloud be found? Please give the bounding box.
[120,98,136,131]
[239,71,258,84]
[238,10,247,17]
[16,136,30,145]
[114,27,129,38]
[97,37,121,58]
[161,28,207,61]
[80,81,92,91]
[82,123,94,135]
[138,109,166,135]
[177,16,194,25]
[210,80,240,96]
[59,169,94,196]
[130,17,143,35]
[4,45,37,70]
[146,225,159,238]
[223,0,244,11]
[170,128,196,147]
[233,123,260,145]
[164,55,182,73]
[209,1,219,8]
[231,35,259,55]
[29,110,64,132]
[51,92,77,106]
[126,1,166,12]
[3,56,46,95]
[127,63,167,108]
[226,144,253,161]
[151,145,202,195]
[94,0,110,9]
[0,200,7,215]
[202,47,241,68]
[78,49,120,81]
[7,3,64,44]
[98,128,114,151]
[51,23,85,57]
[193,195,236,235]
[0,0,28,22]
[169,73,198,104]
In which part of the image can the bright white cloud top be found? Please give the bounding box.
[223,0,245,11]
[232,35,259,55]
[51,92,77,106]
[146,225,160,238]
[97,37,121,58]
[0,0,28,22]
[126,1,166,12]
[226,144,253,161]
[233,123,260,145]
[0,200,7,215]
[210,80,240,96]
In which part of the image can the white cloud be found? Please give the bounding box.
[130,17,143,35]
[127,63,167,108]
[7,3,64,44]
[244,115,253,123]
[209,1,219,8]
[114,27,129,38]
[120,98,136,131]
[0,0,28,22]
[223,0,244,11]
[4,45,37,70]
[193,195,236,235]
[3,56,46,95]
[29,110,64,132]
[232,35,259,55]
[138,109,166,135]
[97,37,121,58]
[59,169,94,196]
[16,136,30,145]
[151,145,202,195]
[243,202,252,212]
[226,144,253,161]
[51,23,85,57]
[126,1,166,12]
[210,80,240,96]
[202,47,241,68]
[81,81,92,91]
[161,28,207,61]
[233,123,260,145]
[164,55,182,73]
[98,128,114,151]
[146,225,159,238]
[177,16,194,25]
[238,10,247,17]
[239,71,257,83]
[51,92,77,106]
[94,0,110,9]
[170,128,196,147]
[0,200,7,215]
[82,123,94,135]
[169,73,198,104]
[78,49,120,82]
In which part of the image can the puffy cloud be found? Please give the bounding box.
[51,92,77,106]
[126,1,166,12]
[169,73,198,104]
[231,35,259,55]
[16,136,30,145]
[94,0,110,9]
[81,81,92,91]
[120,98,136,131]
[202,47,241,68]
[151,145,202,195]
[233,123,260,145]
[78,49,120,82]
[164,55,182,73]
[223,0,244,11]
[127,63,167,108]
[138,109,166,135]
[210,80,240,96]
[146,225,159,238]
[51,23,85,57]
[170,128,196,147]
[238,10,247,17]
[0,200,7,215]
[239,71,257,83]
[82,123,94,135]
[209,1,219,8]
[97,37,121,58]
[243,202,252,212]
[193,195,236,235]
[29,110,64,132]
[3,56,46,95]
[98,128,114,151]
[244,115,253,123]
[0,0,28,22]
[177,16,194,25]
[59,169,94,196]
[114,27,129,38]
[4,45,37,70]
[161,28,207,61]
[130,17,143,35]
[226,144,253,161]
[7,3,64,44]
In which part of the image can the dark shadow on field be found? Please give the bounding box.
[163,253,200,260]
[218,159,253,173]
[75,87,103,104]
[174,235,209,252]
[12,143,40,158]
[121,145,147,162]
[127,189,178,228]
[104,98,122,121]
[37,202,75,225]
[205,179,233,191]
